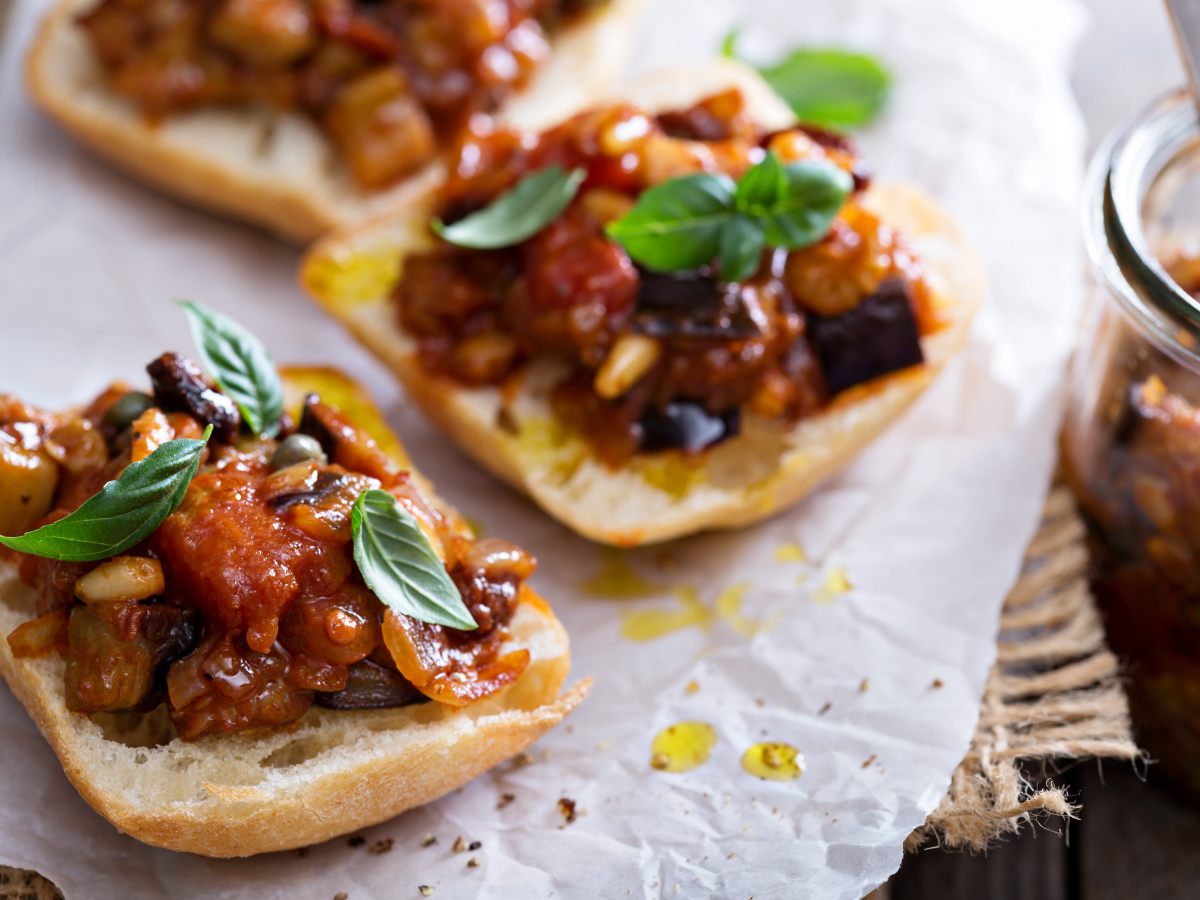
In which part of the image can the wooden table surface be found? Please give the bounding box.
[0,1,1195,898]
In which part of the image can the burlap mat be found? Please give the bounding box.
[0,485,1140,895]
[906,484,1142,852]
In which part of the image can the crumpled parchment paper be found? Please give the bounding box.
[0,0,1087,896]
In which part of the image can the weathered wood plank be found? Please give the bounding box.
[887,824,1068,900]
[1076,761,1200,900]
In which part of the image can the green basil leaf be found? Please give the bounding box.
[0,427,212,562]
[605,173,737,272]
[433,164,586,250]
[735,151,787,214]
[758,160,853,250]
[758,48,891,131]
[178,300,283,438]
[720,28,740,59]
[351,489,476,631]
[719,214,765,283]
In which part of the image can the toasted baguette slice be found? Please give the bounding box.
[300,61,986,546]
[0,368,586,857]
[24,0,643,242]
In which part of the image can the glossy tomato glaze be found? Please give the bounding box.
[3,356,533,739]
[395,90,946,465]
[77,0,602,189]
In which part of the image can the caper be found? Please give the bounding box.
[272,433,327,469]
[103,391,155,430]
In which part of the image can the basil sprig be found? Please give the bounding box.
[351,489,477,631]
[724,33,891,131]
[179,300,284,437]
[606,152,852,283]
[0,427,212,562]
[433,164,586,250]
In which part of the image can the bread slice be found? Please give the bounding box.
[300,61,986,546]
[0,370,585,857]
[24,0,644,242]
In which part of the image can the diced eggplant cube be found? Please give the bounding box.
[640,401,740,453]
[633,269,762,339]
[808,279,924,395]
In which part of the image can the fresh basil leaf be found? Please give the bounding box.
[606,173,737,273]
[758,160,853,250]
[433,164,586,250]
[0,427,212,562]
[758,48,891,131]
[351,489,477,631]
[719,214,765,283]
[720,27,740,59]
[735,151,786,214]
[178,300,283,438]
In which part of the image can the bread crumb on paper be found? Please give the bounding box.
[557,797,578,824]
[859,679,870,692]
[334,894,348,900]
[421,834,437,847]
[497,793,516,809]
[418,887,435,897]
[453,836,467,853]
[818,702,832,715]
[931,678,944,689]
[862,754,877,769]
[368,838,395,855]
[467,857,480,868]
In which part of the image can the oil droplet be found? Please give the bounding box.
[650,722,718,773]
[581,547,666,599]
[741,742,805,781]
[302,247,401,311]
[621,587,713,641]
[715,583,757,638]
[278,367,409,469]
[513,417,585,483]
[774,542,806,563]
[813,566,851,605]
[637,453,706,498]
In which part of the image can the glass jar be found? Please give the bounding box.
[1065,89,1200,795]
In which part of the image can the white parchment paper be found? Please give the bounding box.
[0,0,1087,897]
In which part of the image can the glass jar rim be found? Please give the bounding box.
[1086,88,1200,369]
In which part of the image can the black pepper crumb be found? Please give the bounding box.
[368,838,395,855]
[20,493,30,504]
[497,793,516,809]
[557,797,577,824]
[468,841,481,851]
[293,847,309,858]
[348,836,366,848]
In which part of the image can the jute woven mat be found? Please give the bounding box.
[0,485,1140,896]
[906,484,1142,852]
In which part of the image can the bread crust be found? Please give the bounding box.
[24,0,644,242]
[300,62,986,546]
[0,394,585,856]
